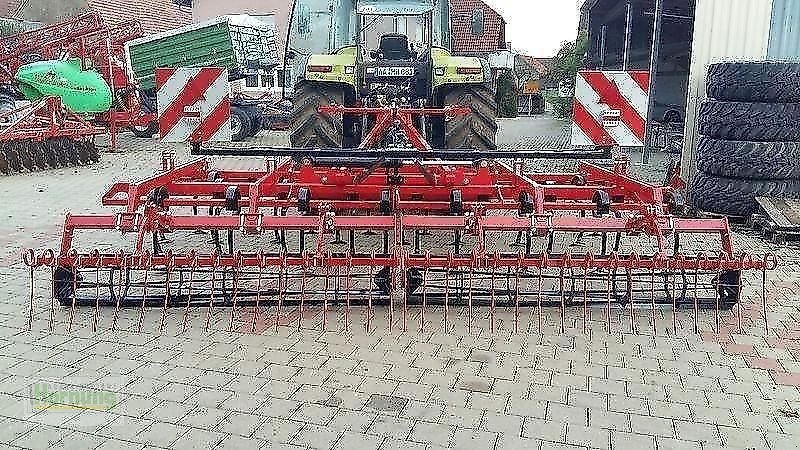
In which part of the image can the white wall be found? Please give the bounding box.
[681,0,774,179]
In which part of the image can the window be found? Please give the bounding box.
[472,8,485,36]
[277,70,286,88]
[245,74,259,88]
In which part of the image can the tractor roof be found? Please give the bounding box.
[356,0,435,15]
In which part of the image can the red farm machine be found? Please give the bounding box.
[0,12,154,175]
[23,0,776,337]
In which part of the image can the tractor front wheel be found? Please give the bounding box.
[290,81,344,148]
[444,84,498,151]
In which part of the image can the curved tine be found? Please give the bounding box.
[205,252,221,333]
[345,251,352,333]
[467,248,477,336]
[421,250,431,333]
[628,252,640,334]
[650,252,661,336]
[229,251,245,333]
[276,251,287,334]
[560,253,574,335]
[367,250,375,334]
[25,250,37,331]
[43,249,57,332]
[183,250,198,334]
[323,252,330,333]
[514,250,523,334]
[606,252,620,334]
[253,250,266,334]
[160,250,176,334]
[761,254,772,335]
[537,253,548,334]
[692,252,707,334]
[713,253,724,335]
[490,250,499,334]
[112,250,127,332]
[137,250,153,334]
[91,249,102,333]
[67,249,80,334]
[672,252,686,336]
[444,250,453,334]
[299,250,310,332]
[583,253,593,335]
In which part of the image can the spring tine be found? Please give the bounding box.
[138,253,151,334]
[467,252,475,335]
[345,252,352,332]
[671,257,678,335]
[421,251,430,333]
[605,265,612,334]
[298,252,307,331]
[205,254,218,333]
[514,251,522,334]
[628,254,638,334]
[67,250,80,333]
[25,250,35,331]
[490,251,498,334]
[537,260,544,334]
[161,252,174,334]
[181,250,197,333]
[323,261,330,332]
[737,254,744,334]
[693,255,701,334]
[229,254,241,333]
[112,251,126,332]
[93,251,101,332]
[583,255,591,334]
[367,251,374,334]
[715,258,722,334]
[277,253,286,334]
[251,252,264,333]
[444,251,452,333]
[650,267,657,336]
[559,257,569,335]
[48,251,56,333]
[402,253,408,334]
[762,256,769,336]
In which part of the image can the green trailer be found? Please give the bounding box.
[126,14,279,91]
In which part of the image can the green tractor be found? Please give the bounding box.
[285,0,498,150]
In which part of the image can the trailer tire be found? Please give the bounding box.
[688,172,800,217]
[244,106,263,137]
[698,101,800,142]
[444,84,498,151]
[707,62,800,103]
[131,94,158,138]
[290,81,344,148]
[230,106,252,142]
[696,138,800,180]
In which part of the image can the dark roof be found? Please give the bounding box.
[3,0,191,34]
[87,0,191,34]
[451,0,506,56]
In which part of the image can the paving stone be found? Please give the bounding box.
[673,420,721,445]
[452,427,498,449]
[408,421,454,447]
[718,425,768,448]
[546,402,588,426]
[521,416,567,442]
[610,430,656,450]
[217,411,265,437]
[135,421,189,447]
[630,414,674,437]
[180,405,229,429]
[253,417,304,443]
[368,414,414,440]
[332,431,382,450]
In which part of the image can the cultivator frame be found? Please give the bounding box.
[24,105,777,335]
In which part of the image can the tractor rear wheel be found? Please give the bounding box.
[444,84,498,151]
[290,81,344,148]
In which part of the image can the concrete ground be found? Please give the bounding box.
[1,115,800,450]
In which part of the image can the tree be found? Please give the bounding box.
[545,33,588,119]
[495,70,518,119]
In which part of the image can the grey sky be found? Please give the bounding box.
[483,0,583,57]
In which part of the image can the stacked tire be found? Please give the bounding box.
[688,62,800,217]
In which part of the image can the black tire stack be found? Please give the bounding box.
[688,62,800,217]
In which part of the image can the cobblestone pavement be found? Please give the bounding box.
[1,118,800,450]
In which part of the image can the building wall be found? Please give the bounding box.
[681,0,773,179]
[193,0,292,58]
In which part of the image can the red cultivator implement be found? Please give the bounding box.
[0,97,101,173]
[23,105,777,335]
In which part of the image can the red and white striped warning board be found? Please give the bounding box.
[156,67,231,143]
[571,70,650,148]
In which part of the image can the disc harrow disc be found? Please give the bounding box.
[44,139,58,169]
[0,144,9,175]
[32,142,48,170]
[5,145,21,173]
[19,143,34,172]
